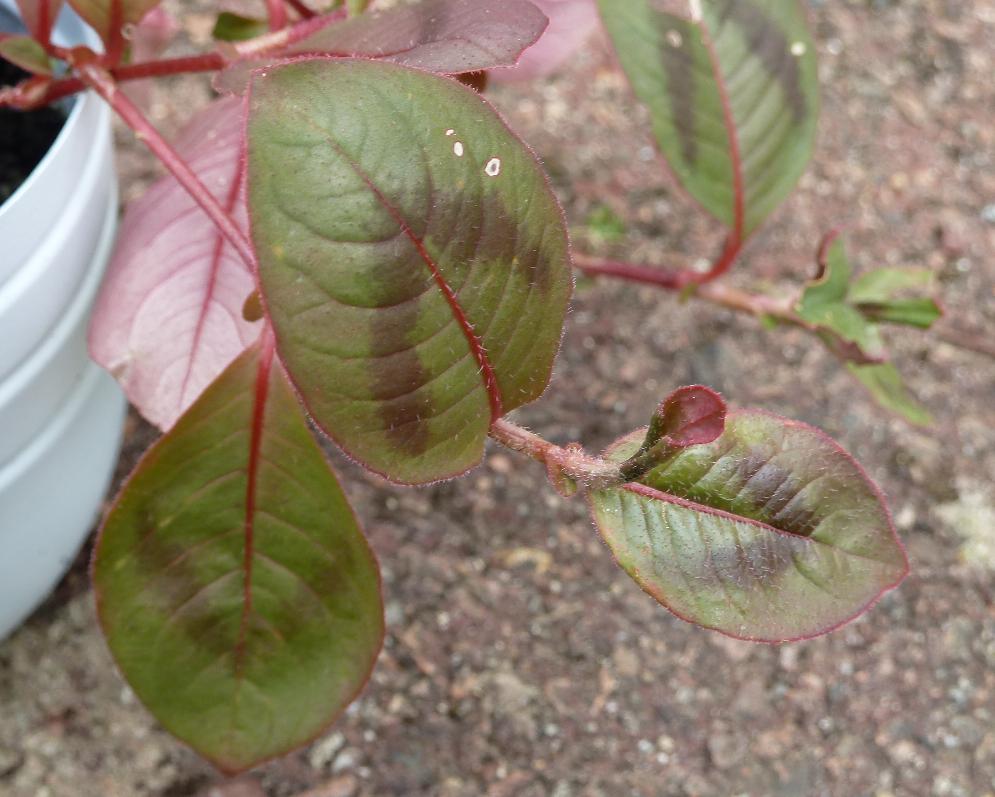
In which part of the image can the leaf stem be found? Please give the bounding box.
[2,11,344,110]
[265,0,288,31]
[574,252,799,323]
[488,418,623,490]
[76,63,256,272]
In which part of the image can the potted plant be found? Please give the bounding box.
[0,0,125,640]
[1,0,945,776]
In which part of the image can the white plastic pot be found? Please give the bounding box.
[0,0,126,640]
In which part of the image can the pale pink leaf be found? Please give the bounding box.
[89,97,260,430]
[122,7,180,106]
[491,0,598,82]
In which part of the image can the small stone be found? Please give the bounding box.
[707,733,747,769]
[308,732,346,771]
[294,774,359,797]
[332,747,360,774]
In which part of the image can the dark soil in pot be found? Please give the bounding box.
[0,58,68,206]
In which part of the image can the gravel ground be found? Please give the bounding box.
[2,1,994,795]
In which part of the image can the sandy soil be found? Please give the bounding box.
[1,1,994,795]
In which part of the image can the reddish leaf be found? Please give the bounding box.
[283,0,548,72]
[216,0,551,95]
[89,97,260,430]
[647,384,727,449]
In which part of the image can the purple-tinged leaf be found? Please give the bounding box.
[89,97,260,431]
[94,338,384,774]
[0,35,53,74]
[490,0,599,82]
[598,0,819,235]
[246,59,571,485]
[283,0,548,73]
[621,385,727,480]
[67,0,162,49]
[589,410,909,642]
[13,0,64,42]
[214,0,549,95]
[646,384,727,449]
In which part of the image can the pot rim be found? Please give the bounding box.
[0,0,103,221]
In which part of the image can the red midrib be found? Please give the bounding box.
[178,163,247,413]
[330,145,505,422]
[234,330,275,674]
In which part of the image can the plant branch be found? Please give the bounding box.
[574,252,799,322]
[488,418,623,490]
[265,0,288,31]
[2,10,344,111]
[76,63,256,271]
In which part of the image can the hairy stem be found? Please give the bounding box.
[76,64,256,271]
[488,418,623,490]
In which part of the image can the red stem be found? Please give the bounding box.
[574,255,686,290]
[19,53,226,107]
[265,0,288,32]
[105,0,126,66]
[76,64,256,271]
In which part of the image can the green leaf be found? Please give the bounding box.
[798,239,882,358]
[849,267,941,329]
[849,267,934,303]
[246,59,571,485]
[212,12,268,42]
[0,35,53,75]
[94,340,384,774]
[598,0,819,235]
[857,298,942,330]
[583,205,626,243]
[67,0,162,47]
[847,363,933,427]
[589,411,909,642]
[346,0,369,15]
